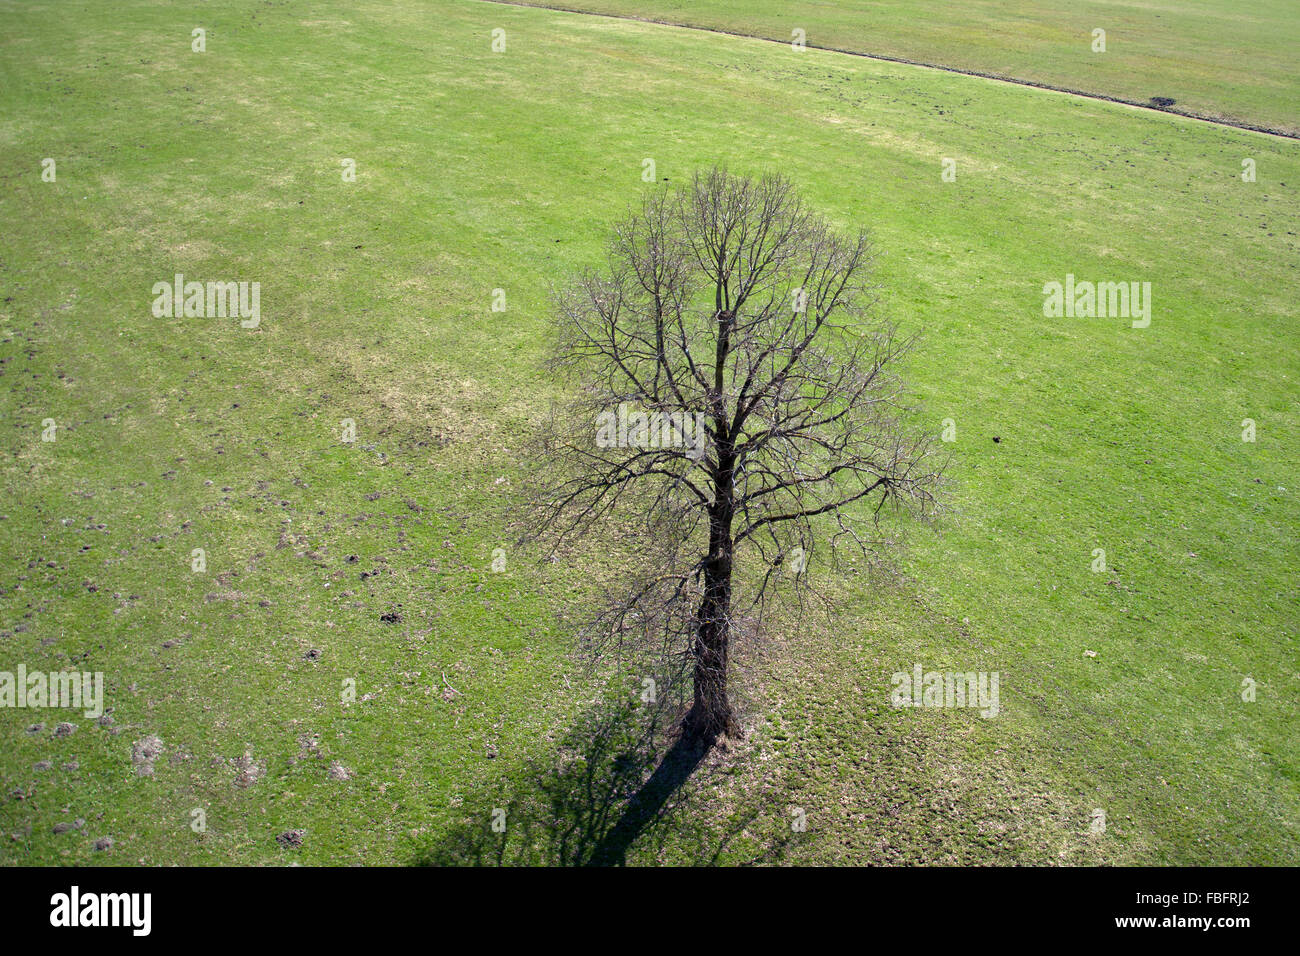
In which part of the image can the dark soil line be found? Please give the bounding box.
[473,0,1300,141]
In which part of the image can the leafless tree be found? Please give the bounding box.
[530,168,942,745]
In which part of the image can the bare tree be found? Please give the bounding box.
[531,168,941,745]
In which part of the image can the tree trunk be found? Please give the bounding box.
[684,500,738,744]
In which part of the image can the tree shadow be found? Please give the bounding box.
[582,732,708,866]
[411,694,795,866]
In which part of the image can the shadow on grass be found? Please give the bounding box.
[412,695,795,866]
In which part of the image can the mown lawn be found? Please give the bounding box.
[1,0,1296,865]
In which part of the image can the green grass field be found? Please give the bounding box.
[1,0,1296,866]
[501,0,1300,135]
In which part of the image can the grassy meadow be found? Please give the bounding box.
[504,0,1300,135]
[0,0,1296,865]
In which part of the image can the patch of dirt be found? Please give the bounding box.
[131,735,164,776]
[233,750,265,788]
